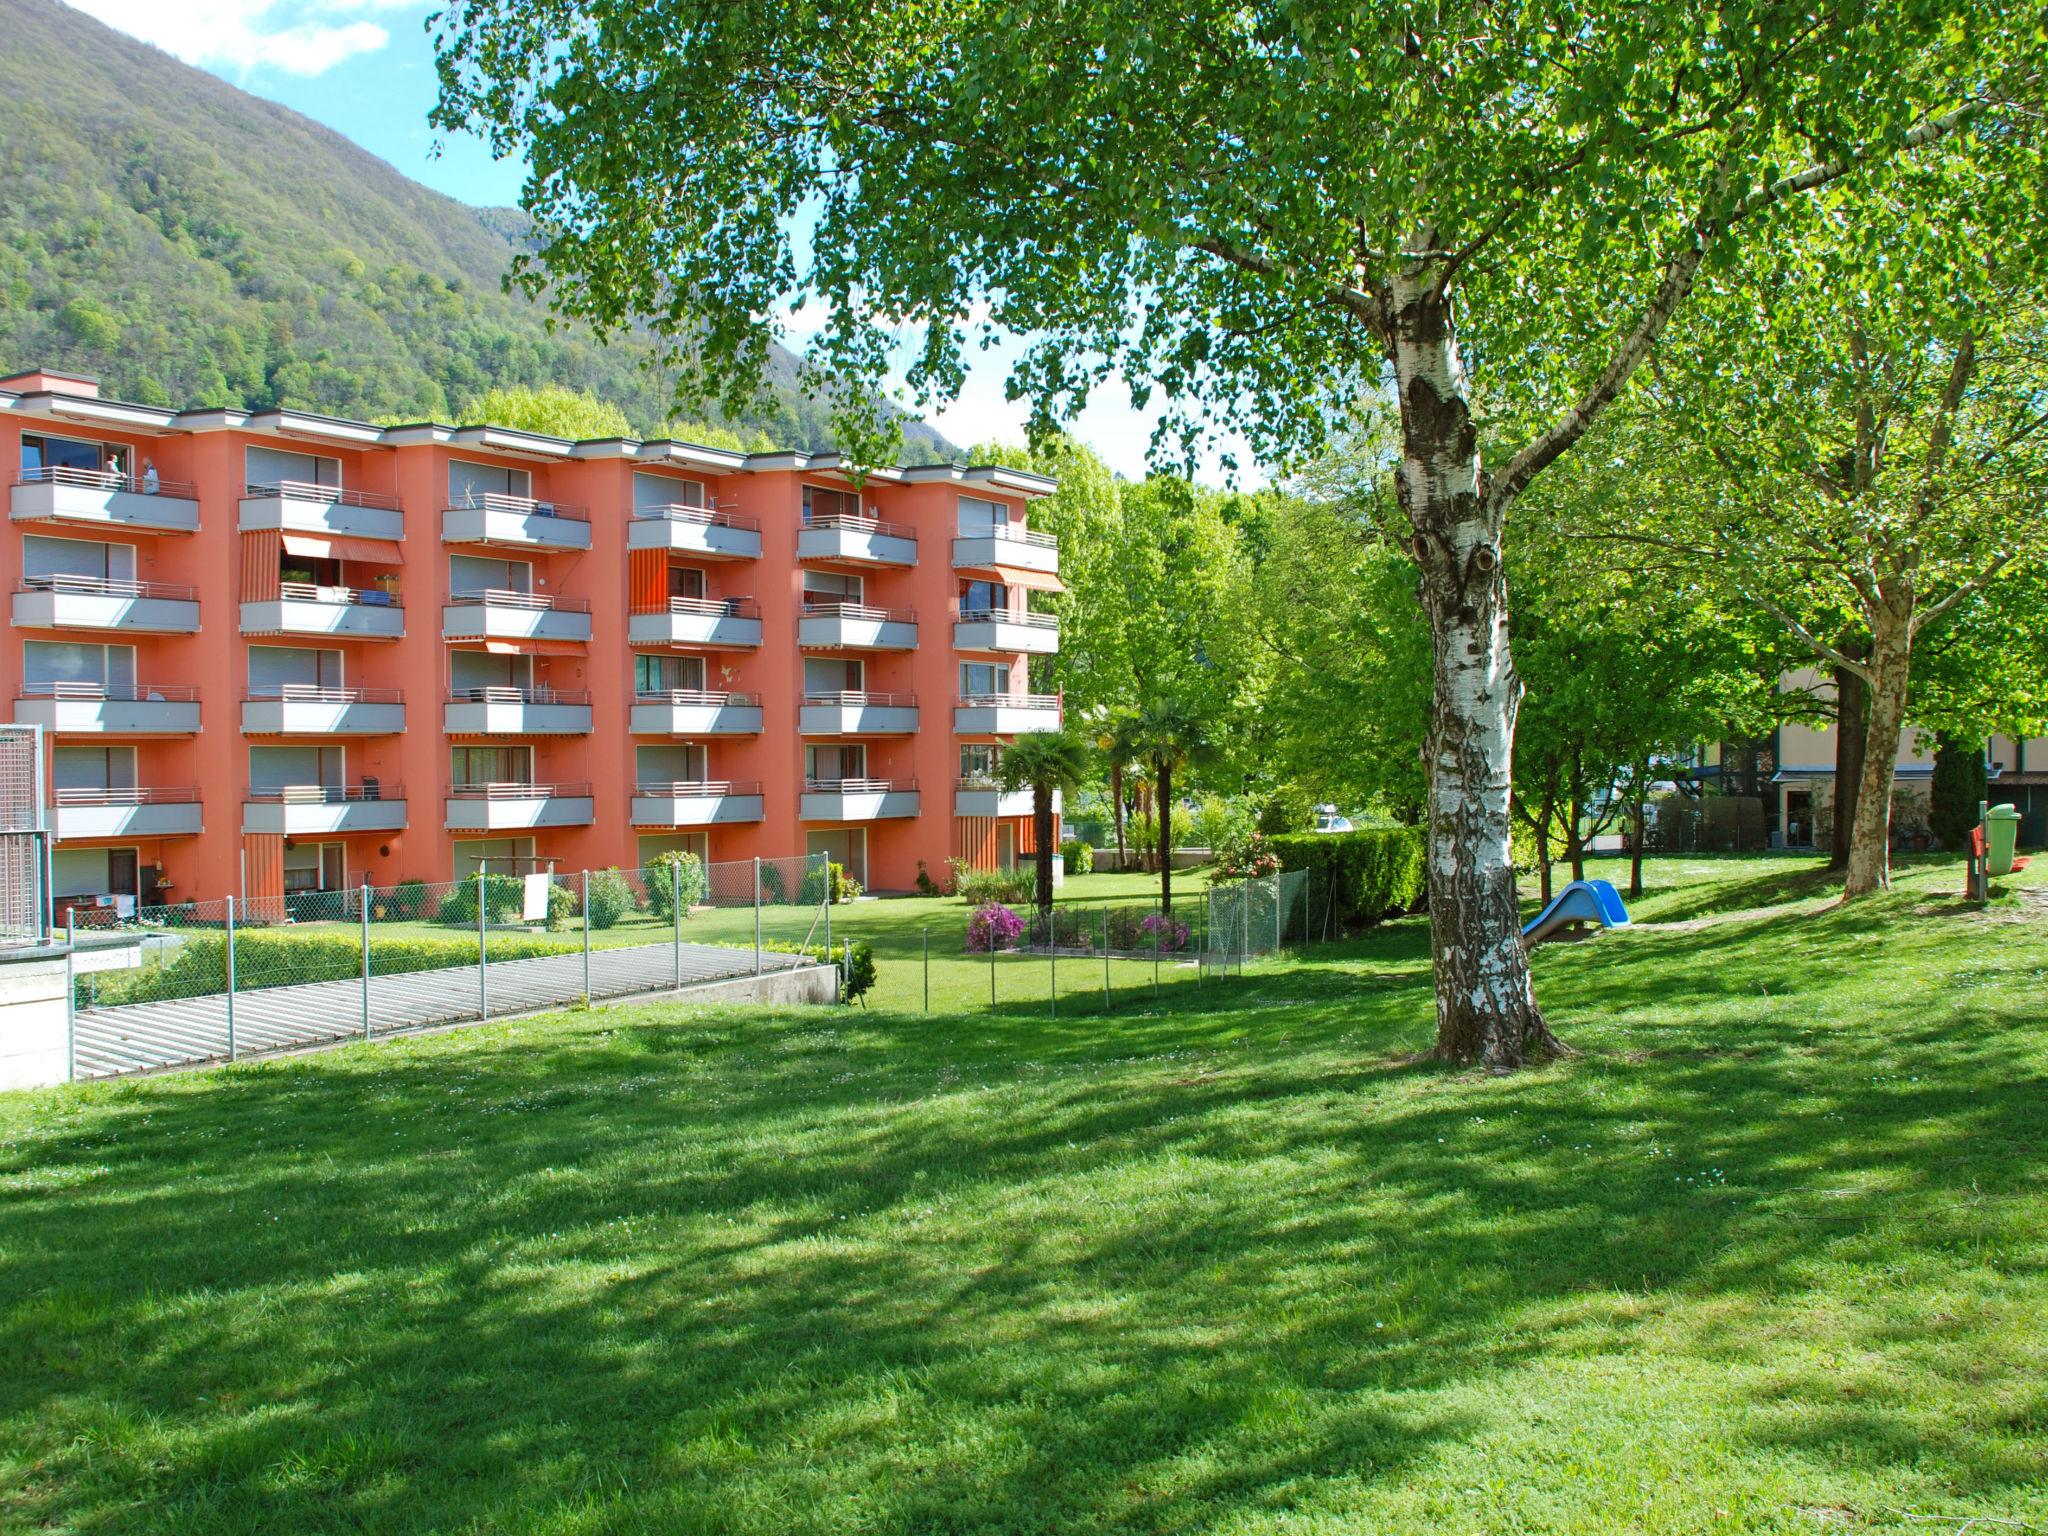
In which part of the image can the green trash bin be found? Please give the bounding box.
[1985,803,2023,876]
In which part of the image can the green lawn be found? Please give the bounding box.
[3,855,2044,1534]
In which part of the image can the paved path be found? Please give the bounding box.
[73,939,804,1078]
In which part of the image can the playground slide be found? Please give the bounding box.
[1521,878,1632,946]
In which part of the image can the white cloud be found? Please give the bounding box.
[64,0,395,77]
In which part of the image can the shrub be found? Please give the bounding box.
[1191,795,1251,856]
[583,868,636,930]
[383,879,428,922]
[840,940,876,1005]
[1256,784,1318,836]
[758,860,789,904]
[950,860,1031,905]
[800,860,861,905]
[1026,905,1093,949]
[1213,830,1282,882]
[915,859,944,896]
[966,903,1024,952]
[1058,838,1093,876]
[643,851,707,921]
[435,873,526,926]
[546,880,578,931]
[1264,826,1427,929]
[1139,912,1193,952]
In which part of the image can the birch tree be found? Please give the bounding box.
[432,0,2037,1065]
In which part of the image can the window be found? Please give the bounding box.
[52,848,140,906]
[54,745,137,792]
[282,843,347,894]
[634,653,704,692]
[447,459,531,506]
[22,534,136,584]
[449,553,532,595]
[632,472,706,511]
[960,662,1007,697]
[959,578,1008,617]
[22,432,125,478]
[451,745,532,787]
[452,837,536,879]
[958,495,1006,535]
[250,744,343,791]
[960,744,1001,784]
[248,646,343,693]
[636,743,705,785]
[805,744,866,781]
[803,657,863,694]
[803,568,863,603]
[24,641,135,692]
[801,484,861,523]
[246,445,339,489]
[667,564,706,600]
[450,650,531,694]
[806,828,866,886]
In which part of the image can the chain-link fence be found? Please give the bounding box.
[63,854,832,1079]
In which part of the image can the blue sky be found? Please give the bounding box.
[62,0,1252,480]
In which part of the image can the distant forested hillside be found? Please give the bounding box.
[0,0,954,456]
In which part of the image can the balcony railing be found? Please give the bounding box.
[804,776,917,794]
[53,785,201,806]
[957,607,1058,629]
[446,686,592,706]
[958,691,1061,710]
[446,781,594,800]
[20,465,199,499]
[633,779,762,798]
[246,783,400,804]
[960,524,1057,548]
[448,588,590,613]
[802,690,917,709]
[20,574,199,602]
[245,480,402,510]
[631,595,761,618]
[244,685,404,704]
[633,688,761,707]
[20,682,200,702]
[278,580,402,608]
[802,510,917,543]
[800,600,916,624]
[634,503,759,530]
[444,492,589,521]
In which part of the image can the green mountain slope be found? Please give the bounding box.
[0,0,953,455]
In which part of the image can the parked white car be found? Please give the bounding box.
[1313,804,1352,833]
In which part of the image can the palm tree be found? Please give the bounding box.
[996,727,1094,917]
[1119,698,1215,914]
[1092,707,1137,872]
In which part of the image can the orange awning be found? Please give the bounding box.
[463,639,587,657]
[994,565,1065,593]
[281,532,405,566]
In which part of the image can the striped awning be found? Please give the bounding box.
[281,532,405,566]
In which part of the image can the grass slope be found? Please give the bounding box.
[2,856,2044,1534]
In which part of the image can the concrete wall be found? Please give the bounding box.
[0,947,69,1091]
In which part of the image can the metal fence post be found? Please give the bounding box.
[1101,906,1110,1010]
[1049,921,1057,1018]
[922,927,930,1012]
[477,870,487,1021]
[823,862,832,958]
[753,856,762,975]
[989,934,996,1010]
[360,881,371,1041]
[1276,875,1284,954]
[673,860,683,993]
[581,870,591,1005]
[224,894,237,1062]
[64,913,76,1082]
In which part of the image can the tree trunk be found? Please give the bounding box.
[1566,750,1588,884]
[1830,658,1868,871]
[1534,802,1554,907]
[1032,785,1056,917]
[1844,601,1913,898]
[1156,760,1173,915]
[1390,272,1561,1067]
[1110,761,1126,872]
[1629,765,1649,900]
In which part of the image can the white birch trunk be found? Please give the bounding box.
[1844,597,1913,898]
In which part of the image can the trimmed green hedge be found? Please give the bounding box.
[1266,827,1427,928]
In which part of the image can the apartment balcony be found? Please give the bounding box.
[627,597,763,649]
[799,692,920,736]
[444,781,596,832]
[15,576,201,634]
[54,786,203,841]
[240,482,405,543]
[441,494,592,552]
[241,686,406,737]
[628,505,762,561]
[953,692,1064,735]
[954,608,1060,655]
[798,601,917,651]
[796,511,918,567]
[242,582,404,640]
[15,683,200,735]
[630,780,766,828]
[952,526,1059,577]
[443,687,594,736]
[955,781,1062,819]
[441,590,593,645]
[243,783,407,836]
[11,466,199,535]
[799,776,920,822]
[630,690,764,736]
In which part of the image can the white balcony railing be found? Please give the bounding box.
[241,685,406,737]
[14,575,203,633]
[12,467,200,533]
[628,504,763,559]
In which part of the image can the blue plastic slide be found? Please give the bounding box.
[1521,878,1632,945]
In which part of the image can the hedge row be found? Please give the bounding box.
[1265,827,1427,929]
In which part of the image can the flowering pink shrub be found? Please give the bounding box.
[966,902,1024,953]
[1140,913,1192,952]
[1213,831,1281,882]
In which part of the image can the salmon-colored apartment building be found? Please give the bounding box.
[0,367,1064,917]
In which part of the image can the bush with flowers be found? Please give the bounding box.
[1139,912,1193,952]
[1212,829,1282,882]
[966,902,1025,953]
